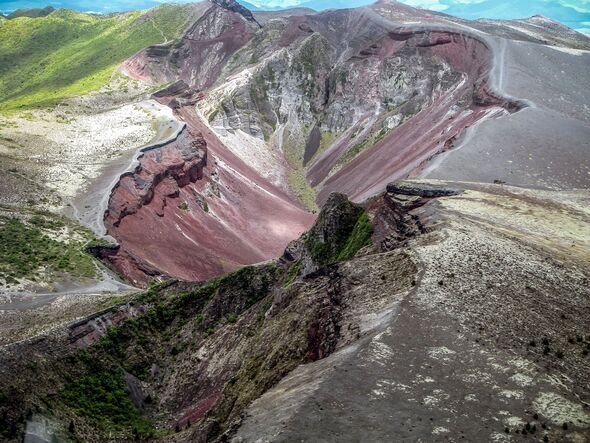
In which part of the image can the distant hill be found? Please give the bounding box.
[0,5,199,112]
[6,5,54,19]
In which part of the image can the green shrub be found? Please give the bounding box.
[284,260,301,287]
[60,369,153,436]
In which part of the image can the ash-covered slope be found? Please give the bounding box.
[1,180,588,442]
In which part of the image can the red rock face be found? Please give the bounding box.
[105,128,207,230]
[102,109,313,287]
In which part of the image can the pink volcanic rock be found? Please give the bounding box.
[102,108,313,287]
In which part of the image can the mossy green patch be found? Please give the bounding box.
[336,211,372,261]
[207,108,219,123]
[304,203,373,266]
[283,260,301,287]
[282,126,318,212]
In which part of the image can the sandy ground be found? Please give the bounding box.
[425,38,590,190]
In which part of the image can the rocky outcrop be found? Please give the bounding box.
[105,127,207,230]
[283,193,368,275]
[210,0,259,24]
[152,80,204,109]
[100,127,206,285]
[373,180,461,250]
[385,180,462,198]
[68,302,147,348]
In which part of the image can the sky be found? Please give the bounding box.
[0,0,589,34]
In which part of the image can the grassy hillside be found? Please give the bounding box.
[0,5,194,112]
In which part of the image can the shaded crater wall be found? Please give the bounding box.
[312,28,525,205]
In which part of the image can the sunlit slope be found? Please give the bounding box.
[0,5,194,112]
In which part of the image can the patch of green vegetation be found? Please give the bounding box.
[54,263,282,438]
[305,207,372,266]
[282,126,318,212]
[178,201,189,211]
[132,265,278,338]
[306,129,337,167]
[336,211,372,261]
[283,260,301,288]
[0,5,194,113]
[60,369,154,437]
[85,237,113,250]
[207,108,219,123]
[28,214,64,230]
[0,119,17,128]
[337,125,391,168]
[287,168,317,213]
[0,217,96,282]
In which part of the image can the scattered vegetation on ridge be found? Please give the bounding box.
[304,197,373,266]
[0,211,100,286]
[336,211,372,261]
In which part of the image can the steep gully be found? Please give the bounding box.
[98,15,524,287]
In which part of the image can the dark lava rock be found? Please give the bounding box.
[211,0,259,24]
[386,181,462,198]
